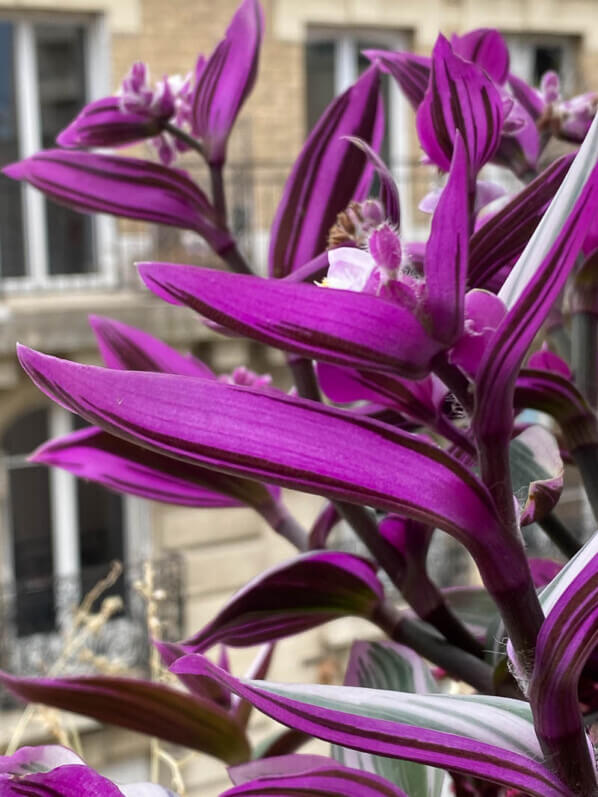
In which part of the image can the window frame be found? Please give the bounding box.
[0,11,117,293]
[305,27,419,236]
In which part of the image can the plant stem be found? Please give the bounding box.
[572,311,598,409]
[220,242,254,275]
[259,500,309,551]
[431,352,474,415]
[537,512,581,558]
[163,122,206,159]
[288,356,322,402]
[374,601,521,698]
[210,164,227,226]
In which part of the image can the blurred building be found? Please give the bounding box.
[0,0,596,794]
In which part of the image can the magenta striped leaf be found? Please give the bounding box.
[344,136,400,225]
[529,532,598,791]
[422,132,469,344]
[32,426,277,510]
[182,551,384,652]
[308,502,341,549]
[89,315,213,376]
[268,67,383,278]
[416,35,503,175]
[139,263,444,377]
[469,154,573,289]
[170,656,569,797]
[3,150,233,254]
[225,755,408,797]
[451,29,509,85]
[191,0,264,165]
[17,346,522,595]
[365,50,430,110]
[0,672,250,764]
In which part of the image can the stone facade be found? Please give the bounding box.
[0,0,597,794]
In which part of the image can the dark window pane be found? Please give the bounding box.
[305,41,335,133]
[533,46,563,83]
[36,24,94,276]
[2,407,48,457]
[358,41,392,174]
[10,466,55,636]
[0,22,25,278]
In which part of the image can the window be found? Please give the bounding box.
[304,30,417,234]
[507,34,578,94]
[1,406,132,637]
[0,15,114,291]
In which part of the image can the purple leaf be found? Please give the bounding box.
[191,0,264,165]
[451,29,510,85]
[17,346,518,594]
[0,765,123,796]
[423,132,469,344]
[233,643,274,728]
[529,534,598,791]
[508,74,544,121]
[182,551,384,651]
[3,150,233,255]
[268,67,383,278]
[170,656,569,797]
[139,263,444,377]
[224,755,409,796]
[474,135,598,450]
[154,640,232,707]
[469,154,573,289]
[57,96,165,149]
[365,50,430,110]
[32,426,277,510]
[89,315,213,377]
[510,426,563,527]
[0,672,250,764]
[345,136,400,226]
[416,35,503,175]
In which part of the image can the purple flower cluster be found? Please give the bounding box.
[3,4,598,796]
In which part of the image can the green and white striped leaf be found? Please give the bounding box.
[332,642,446,797]
[499,112,598,308]
[540,528,598,615]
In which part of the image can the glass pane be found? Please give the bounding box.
[36,24,94,276]
[0,22,26,278]
[305,41,335,133]
[533,46,563,84]
[358,42,392,170]
[75,416,125,610]
[2,407,48,456]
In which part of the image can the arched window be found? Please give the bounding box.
[2,406,125,637]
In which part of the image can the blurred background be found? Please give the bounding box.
[0,0,596,793]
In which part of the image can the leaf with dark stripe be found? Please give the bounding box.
[365,50,430,110]
[225,755,409,797]
[3,150,233,254]
[469,155,573,289]
[170,656,570,797]
[345,136,400,225]
[182,551,384,652]
[17,346,523,596]
[57,95,164,149]
[0,672,250,764]
[416,35,503,177]
[268,67,383,278]
[139,263,444,377]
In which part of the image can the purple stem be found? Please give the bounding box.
[258,500,309,552]
[431,352,474,415]
[210,163,228,226]
[164,121,206,159]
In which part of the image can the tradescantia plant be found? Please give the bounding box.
[4,3,598,794]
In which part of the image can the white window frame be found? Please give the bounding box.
[507,33,577,95]
[1,405,149,637]
[0,12,117,294]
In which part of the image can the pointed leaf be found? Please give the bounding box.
[89,315,213,376]
[0,746,83,775]
[191,0,264,165]
[423,132,469,344]
[0,672,250,764]
[0,765,123,796]
[365,50,430,110]
[416,36,503,174]
[139,263,444,377]
[57,95,165,149]
[170,656,568,797]
[451,29,510,85]
[474,115,598,446]
[17,347,516,594]
[182,551,384,651]
[224,755,408,797]
[268,67,383,278]
[333,642,445,797]
[3,150,233,255]
[32,426,277,510]
[469,154,574,289]
[345,136,400,225]
[509,426,563,526]
[155,640,232,707]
